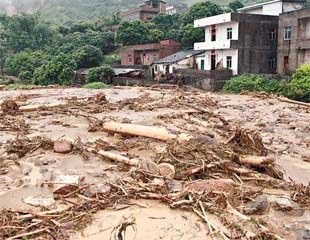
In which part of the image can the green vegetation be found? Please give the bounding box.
[224,65,310,103]
[83,82,109,89]
[288,65,310,102]
[228,0,244,12]
[223,74,284,94]
[117,1,224,48]
[87,65,115,83]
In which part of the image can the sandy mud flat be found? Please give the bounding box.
[0,86,309,239]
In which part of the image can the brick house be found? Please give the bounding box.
[277,7,310,75]
[194,13,279,75]
[123,0,166,22]
[120,40,182,66]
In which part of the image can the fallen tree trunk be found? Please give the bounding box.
[86,148,139,166]
[239,155,275,167]
[19,102,67,112]
[102,121,192,142]
[278,97,310,108]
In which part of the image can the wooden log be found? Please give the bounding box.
[278,97,310,108]
[102,121,192,142]
[175,164,216,180]
[87,148,139,166]
[239,155,275,167]
[19,102,67,112]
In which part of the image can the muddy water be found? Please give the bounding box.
[72,200,212,240]
[0,87,309,239]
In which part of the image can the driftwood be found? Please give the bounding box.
[239,155,275,167]
[19,103,67,112]
[175,164,216,180]
[102,121,192,142]
[278,97,310,108]
[86,148,139,166]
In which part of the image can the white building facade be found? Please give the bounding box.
[238,0,305,16]
[194,13,240,75]
[194,12,279,75]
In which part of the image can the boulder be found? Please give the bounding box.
[54,140,72,154]
[244,194,269,215]
[158,163,175,179]
[271,197,304,216]
[53,175,81,195]
[23,195,55,208]
[186,179,235,193]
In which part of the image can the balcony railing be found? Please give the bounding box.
[194,40,238,51]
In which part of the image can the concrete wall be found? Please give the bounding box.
[176,69,233,91]
[277,8,310,75]
[236,16,279,74]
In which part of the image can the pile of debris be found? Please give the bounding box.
[0,86,309,240]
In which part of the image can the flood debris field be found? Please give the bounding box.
[0,86,309,240]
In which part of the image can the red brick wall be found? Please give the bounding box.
[121,40,182,66]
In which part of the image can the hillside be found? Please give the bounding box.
[0,0,258,23]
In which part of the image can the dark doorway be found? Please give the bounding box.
[201,60,205,70]
[211,55,216,70]
[284,56,289,73]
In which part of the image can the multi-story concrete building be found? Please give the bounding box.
[166,4,188,15]
[277,7,310,74]
[194,13,279,75]
[123,0,166,22]
[238,0,305,16]
[121,40,182,66]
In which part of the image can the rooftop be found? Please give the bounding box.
[238,0,305,11]
[153,50,204,64]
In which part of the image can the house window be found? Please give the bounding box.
[128,55,132,63]
[155,65,158,71]
[153,54,158,62]
[268,58,276,69]
[284,26,291,40]
[226,56,232,69]
[270,30,276,40]
[227,28,233,40]
[211,28,216,42]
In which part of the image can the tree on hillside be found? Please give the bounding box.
[181,2,224,25]
[72,45,103,68]
[33,53,77,85]
[4,50,48,77]
[117,21,150,46]
[87,65,115,83]
[228,0,244,12]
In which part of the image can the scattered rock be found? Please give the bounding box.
[158,163,175,179]
[271,197,305,216]
[186,179,235,193]
[54,140,73,154]
[295,229,310,240]
[53,175,81,195]
[23,195,55,208]
[244,195,269,215]
[82,184,111,198]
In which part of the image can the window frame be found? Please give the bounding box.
[226,56,232,69]
[128,54,132,63]
[270,30,276,40]
[284,26,291,40]
[227,27,233,40]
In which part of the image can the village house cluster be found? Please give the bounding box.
[120,0,310,78]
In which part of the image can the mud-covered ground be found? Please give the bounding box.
[0,86,309,240]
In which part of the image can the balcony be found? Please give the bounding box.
[194,40,238,51]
